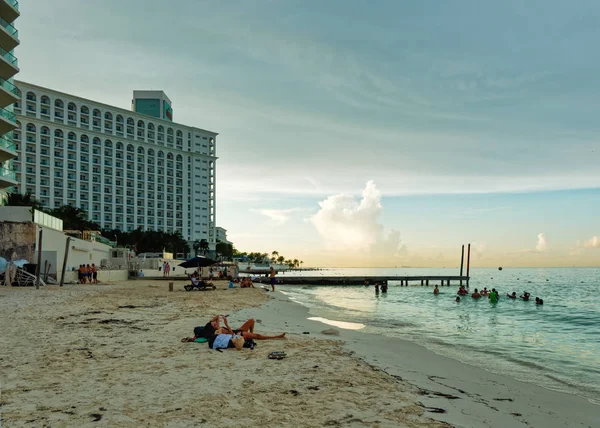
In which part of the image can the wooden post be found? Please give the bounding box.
[60,237,72,287]
[466,243,471,288]
[426,279,429,286]
[169,282,173,292]
[35,229,43,289]
[421,279,424,286]
[460,245,465,286]
[43,260,48,283]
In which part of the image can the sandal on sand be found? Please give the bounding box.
[268,351,286,360]
[181,337,195,343]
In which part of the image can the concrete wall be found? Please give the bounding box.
[0,221,36,261]
[0,206,33,222]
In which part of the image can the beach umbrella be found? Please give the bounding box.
[178,256,217,269]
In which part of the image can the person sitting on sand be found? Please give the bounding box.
[520,292,531,301]
[433,285,439,295]
[507,292,517,299]
[138,270,145,277]
[535,297,544,305]
[471,288,481,299]
[457,285,468,296]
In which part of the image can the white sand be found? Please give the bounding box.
[235,291,599,428]
[0,281,446,427]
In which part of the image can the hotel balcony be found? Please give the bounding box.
[0,165,16,189]
[0,76,17,107]
[0,106,15,134]
[0,45,17,79]
[0,135,15,162]
[0,0,18,23]
[0,16,18,51]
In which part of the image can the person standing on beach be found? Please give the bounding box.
[91,263,98,284]
[270,266,276,292]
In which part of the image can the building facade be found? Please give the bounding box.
[215,226,231,245]
[12,81,217,245]
[0,0,19,189]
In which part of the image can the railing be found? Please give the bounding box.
[0,17,18,38]
[4,0,19,11]
[0,77,18,96]
[0,46,17,67]
[0,135,15,152]
[0,166,16,181]
[0,106,15,122]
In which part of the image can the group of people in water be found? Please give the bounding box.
[433,284,544,304]
[182,315,286,350]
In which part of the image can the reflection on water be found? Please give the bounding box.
[281,267,600,404]
[307,317,365,330]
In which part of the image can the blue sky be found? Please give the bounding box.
[17,1,600,266]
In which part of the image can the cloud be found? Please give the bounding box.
[307,181,405,262]
[584,236,600,248]
[253,208,301,225]
[536,233,548,252]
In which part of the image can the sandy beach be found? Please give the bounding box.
[0,280,447,428]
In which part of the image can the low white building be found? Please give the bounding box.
[0,206,114,281]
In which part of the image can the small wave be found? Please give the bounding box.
[307,317,365,330]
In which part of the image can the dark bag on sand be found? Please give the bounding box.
[193,326,205,338]
[243,339,256,349]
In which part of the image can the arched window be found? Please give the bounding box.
[148,123,155,131]
[176,130,182,138]
[40,95,50,105]
[137,120,145,128]
[137,146,145,154]
[54,129,63,138]
[41,126,50,136]
[26,92,37,102]
[176,154,182,162]
[104,139,113,148]
[167,128,173,136]
[158,125,164,134]
[68,132,76,141]
[92,109,101,118]
[26,123,36,132]
[81,134,89,143]
[116,142,124,150]
[80,105,89,115]
[167,152,173,160]
[126,144,134,152]
[116,115,124,123]
[93,137,101,145]
[157,150,164,158]
[105,112,113,120]
[68,102,76,112]
[127,117,134,126]
[148,149,155,157]
[54,99,64,108]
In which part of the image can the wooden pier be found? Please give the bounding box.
[255,275,470,286]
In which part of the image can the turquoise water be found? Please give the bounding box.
[280,267,600,404]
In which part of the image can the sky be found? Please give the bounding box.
[16,0,600,267]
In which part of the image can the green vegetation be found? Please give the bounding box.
[233,248,304,268]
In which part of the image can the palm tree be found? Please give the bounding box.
[193,240,201,256]
[3,191,44,211]
[293,259,299,269]
[276,255,285,265]
[271,250,279,263]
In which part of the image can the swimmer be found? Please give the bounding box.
[489,288,499,303]
[433,285,439,295]
[520,292,531,301]
[535,297,544,305]
[481,287,489,297]
[455,296,460,302]
[507,292,517,299]
[471,288,481,299]
[457,285,468,296]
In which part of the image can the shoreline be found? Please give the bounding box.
[235,290,598,428]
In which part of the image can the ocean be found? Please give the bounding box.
[278,267,600,405]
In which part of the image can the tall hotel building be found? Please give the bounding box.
[0,0,19,190]
[12,82,218,245]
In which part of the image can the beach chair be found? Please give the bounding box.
[184,276,216,291]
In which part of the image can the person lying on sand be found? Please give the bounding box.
[210,316,286,350]
[201,315,285,342]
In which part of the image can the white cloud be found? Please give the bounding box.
[536,233,548,252]
[584,236,600,248]
[307,181,405,260]
[253,208,300,225]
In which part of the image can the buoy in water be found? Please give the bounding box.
[498,267,503,271]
